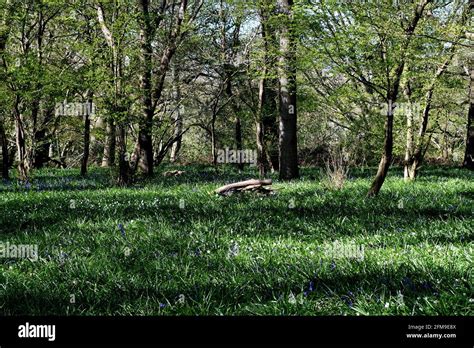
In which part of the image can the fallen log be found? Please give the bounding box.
[215,179,273,195]
[163,170,185,177]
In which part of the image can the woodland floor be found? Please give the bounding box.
[0,165,472,315]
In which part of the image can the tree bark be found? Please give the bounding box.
[0,0,11,180]
[257,6,279,177]
[368,100,394,197]
[277,0,299,180]
[101,118,116,167]
[215,179,272,195]
[233,107,243,171]
[211,113,218,166]
[170,64,183,163]
[136,0,154,176]
[0,120,9,180]
[97,2,129,184]
[463,62,474,169]
[81,94,92,176]
[404,83,415,181]
[14,98,28,181]
[259,3,279,174]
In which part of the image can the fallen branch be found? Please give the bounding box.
[215,179,273,196]
[163,170,186,177]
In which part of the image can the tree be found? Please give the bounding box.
[404,1,470,180]
[463,60,474,169]
[256,0,279,177]
[367,0,432,196]
[277,0,299,180]
[132,0,203,177]
[0,0,13,180]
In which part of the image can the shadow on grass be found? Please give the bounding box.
[0,258,469,315]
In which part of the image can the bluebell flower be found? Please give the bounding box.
[159,303,166,308]
[309,281,314,292]
[331,260,336,270]
[118,223,126,238]
[342,295,353,308]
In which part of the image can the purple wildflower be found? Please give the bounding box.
[118,223,126,238]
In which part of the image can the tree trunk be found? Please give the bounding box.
[234,116,243,171]
[258,4,279,174]
[277,0,299,180]
[31,6,49,170]
[14,98,28,181]
[33,107,54,169]
[101,118,116,167]
[256,117,267,177]
[405,50,456,179]
[81,94,92,176]
[211,115,217,166]
[0,120,9,180]
[404,83,415,181]
[117,125,129,186]
[264,83,279,172]
[463,62,474,169]
[367,0,431,196]
[0,1,12,180]
[170,64,183,163]
[135,0,154,176]
[257,75,279,177]
[367,100,394,197]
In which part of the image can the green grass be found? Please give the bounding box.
[0,165,472,315]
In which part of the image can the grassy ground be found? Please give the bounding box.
[0,165,472,315]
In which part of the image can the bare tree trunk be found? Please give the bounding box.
[33,106,54,169]
[256,121,266,178]
[264,82,279,172]
[14,98,28,180]
[135,0,155,176]
[31,6,47,169]
[277,0,299,180]
[404,83,415,181]
[463,62,474,169]
[257,74,279,177]
[116,125,129,186]
[97,2,129,184]
[0,120,9,180]
[81,94,92,176]
[259,2,280,174]
[211,115,217,166]
[368,100,394,197]
[234,113,243,171]
[101,118,116,167]
[170,64,183,163]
